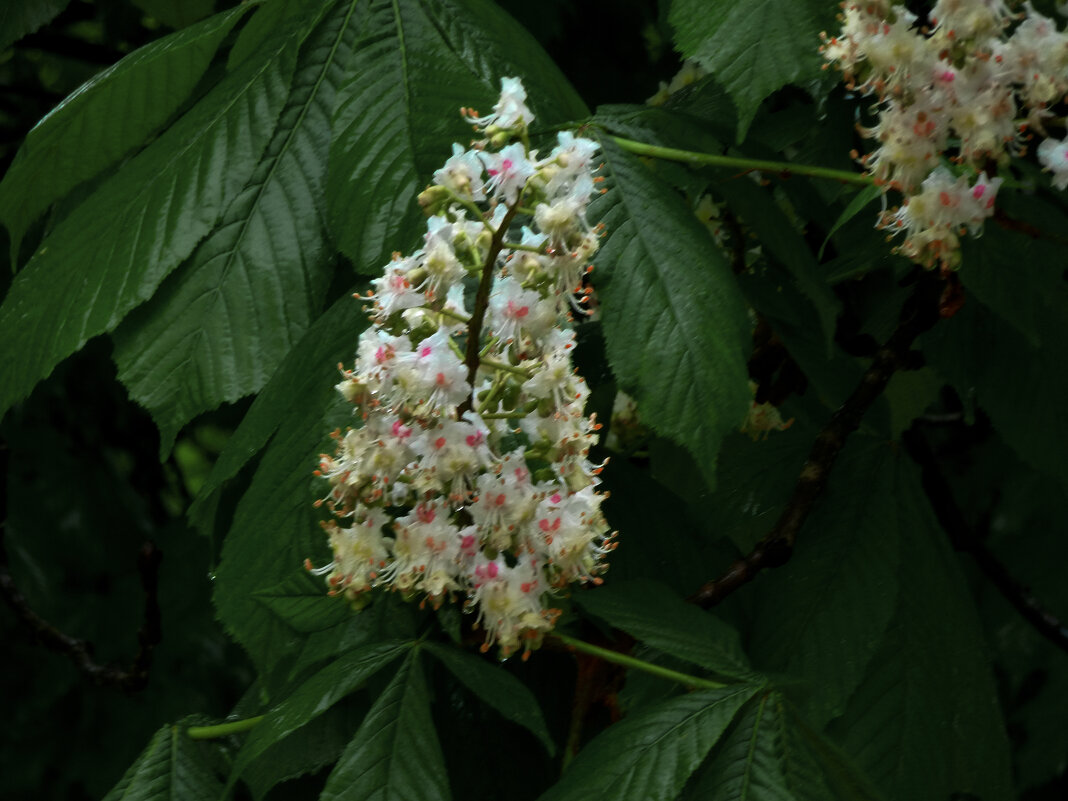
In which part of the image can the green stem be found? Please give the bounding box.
[610,136,874,187]
[186,716,264,740]
[502,240,546,254]
[447,189,496,235]
[552,634,727,690]
[436,306,470,324]
[480,357,533,379]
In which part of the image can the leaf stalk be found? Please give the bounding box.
[609,136,874,186]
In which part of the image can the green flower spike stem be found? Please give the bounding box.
[186,715,264,740]
[610,136,874,187]
[553,633,728,691]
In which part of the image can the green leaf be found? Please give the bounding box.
[818,184,881,260]
[0,0,71,54]
[600,457,719,593]
[591,137,751,486]
[111,0,356,454]
[423,641,556,755]
[0,5,251,263]
[321,651,451,801]
[924,285,1068,489]
[187,283,368,535]
[667,0,836,139]
[827,459,1013,801]
[231,640,413,786]
[682,695,886,801]
[680,692,797,801]
[102,723,225,801]
[737,263,866,410]
[714,176,839,352]
[957,202,1068,349]
[326,0,587,272]
[539,684,760,801]
[574,579,753,681]
[253,569,352,634]
[746,439,901,728]
[242,703,365,801]
[288,595,420,681]
[208,291,370,669]
[0,18,306,424]
[882,367,940,440]
[787,711,885,801]
[703,429,811,555]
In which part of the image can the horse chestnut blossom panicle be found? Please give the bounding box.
[307,78,616,659]
[821,0,1068,269]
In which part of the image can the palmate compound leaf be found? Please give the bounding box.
[538,684,760,801]
[101,721,226,801]
[680,692,798,801]
[321,650,451,801]
[111,0,358,455]
[745,438,901,729]
[241,702,370,801]
[229,640,414,788]
[326,0,587,273]
[667,0,836,140]
[590,137,751,488]
[0,9,311,424]
[826,458,1013,801]
[574,579,755,682]
[679,693,884,801]
[0,3,252,264]
[422,641,556,755]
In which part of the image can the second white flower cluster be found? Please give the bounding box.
[822,0,1068,269]
[310,78,615,659]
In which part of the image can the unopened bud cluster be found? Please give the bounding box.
[821,1,1068,269]
[309,78,616,658]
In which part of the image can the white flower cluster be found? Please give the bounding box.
[821,1,1068,269]
[309,78,616,659]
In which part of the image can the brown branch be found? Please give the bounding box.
[689,270,946,608]
[903,426,1068,655]
[458,201,520,416]
[0,441,163,691]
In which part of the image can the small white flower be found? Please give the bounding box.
[433,143,486,201]
[465,76,534,132]
[1038,137,1068,190]
[482,143,535,206]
